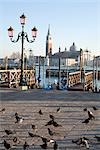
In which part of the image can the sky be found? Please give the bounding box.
[0,0,100,58]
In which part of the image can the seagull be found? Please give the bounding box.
[94,135,100,141]
[82,118,90,124]
[53,141,58,150]
[57,107,60,112]
[23,141,29,150]
[88,110,95,120]
[39,109,43,115]
[4,140,11,149]
[92,106,98,110]
[5,129,16,135]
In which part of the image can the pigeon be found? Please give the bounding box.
[72,137,89,149]
[83,108,87,111]
[31,124,37,132]
[81,138,89,149]
[32,124,36,130]
[48,128,54,136]
[15,112,18,116]
[53,141,58,150]
[45,120,54,126]
[52,121,62,127]
[88,110,95,120]
[5,129,15,135]
[4,140,11,149]
[45,119,61,127]
[13,137,17,143]
[92,106,98,110]
[57,107,60,112]
[72,138,82,145]
[40,143,47,149]
[94,135,100,141]
[83,137,89,141]
[23,141,29,150]
[39,109,43,115]
[49,139,55,143]
[0,108,5,113]
[49,114,55,120]
[82,118,90,124]
[28,132,40,138]
[28,132,35,137]
[40,136,49,144]
[15,113,24,123]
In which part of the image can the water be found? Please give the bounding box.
[36,65,100,90]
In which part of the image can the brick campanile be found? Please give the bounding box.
[46,25,52,57]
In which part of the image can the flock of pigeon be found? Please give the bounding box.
[72,106,100,149]
[0,105,100,149]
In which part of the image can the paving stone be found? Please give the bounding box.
[0,88,100,149]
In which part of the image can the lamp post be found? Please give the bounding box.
[37,56,41,87]
[95,56,99,92]
[8,14,37,87]
[58,47,61,89]
[93,56,95,92]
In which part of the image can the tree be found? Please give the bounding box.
[10,52,20,59]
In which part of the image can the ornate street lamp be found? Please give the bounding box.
[8,14,37,87]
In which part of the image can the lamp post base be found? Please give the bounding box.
[19,81,28,90]
[20,85,28,91]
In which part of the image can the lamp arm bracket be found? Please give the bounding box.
[10,32,21,43]
[25,32,35,43]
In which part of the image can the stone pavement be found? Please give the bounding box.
[0,88,100,149]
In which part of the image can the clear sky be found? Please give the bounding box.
[0,0,100,58]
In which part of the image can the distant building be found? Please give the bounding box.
[0,58,18,69]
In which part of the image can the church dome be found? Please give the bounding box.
[69,42,77,52]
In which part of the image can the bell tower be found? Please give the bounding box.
[46,25,52,57]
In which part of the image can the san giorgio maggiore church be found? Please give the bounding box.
[45,25,80,67]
